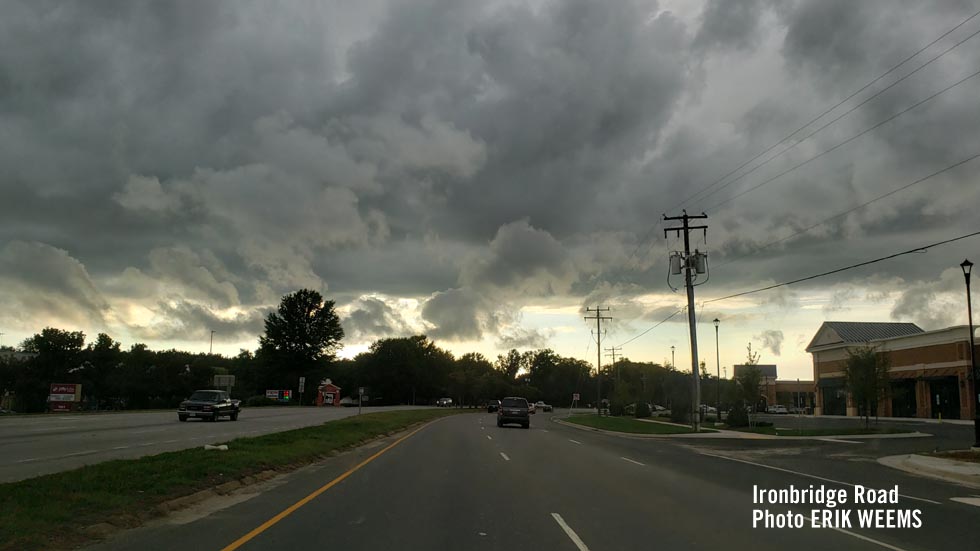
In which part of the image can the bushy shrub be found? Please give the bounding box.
[609,401,626,417]
[670,406,689,423]
[726,401,749,427]
[635,402,652,418]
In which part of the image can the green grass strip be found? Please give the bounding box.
[565,414,711,434]
[0,408,465,551]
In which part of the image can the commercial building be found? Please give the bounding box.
[732,364,815,411]
[806,321,979,419]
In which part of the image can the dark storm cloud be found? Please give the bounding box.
[1,0,979,350]
[0,241,109,327]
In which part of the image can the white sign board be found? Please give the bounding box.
[572,393,580,401]
[358,387,365,396]
[266,389,279,400]
[298,377,306,392]
[214,375,235,387]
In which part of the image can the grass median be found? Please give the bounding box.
[724,425,910,436]
[0,408,467,551]
[564,414,715,434]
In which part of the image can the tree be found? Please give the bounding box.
[844,346,891,428]
[258,289,344,397]
[745,342,760,365]
[260,289,344,362]
[729,365,763,427]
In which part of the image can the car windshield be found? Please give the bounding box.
[501,398,527,408]
[189,392,219,401]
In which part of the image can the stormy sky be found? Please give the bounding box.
[2,0,979,380]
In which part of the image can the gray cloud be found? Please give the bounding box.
[1,0,978,354]
[130,301,268,342]
[496,327,553,350]
[342,297,414,341]
[755,329,784,356]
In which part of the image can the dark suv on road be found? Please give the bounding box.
[497,397,530,429]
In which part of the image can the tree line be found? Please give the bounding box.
[1,288,755,415]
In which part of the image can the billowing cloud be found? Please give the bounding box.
[496,327,553,350]
[342,296,415,341]
[755,329,784,356]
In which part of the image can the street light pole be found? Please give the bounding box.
[714,318,720,424]
[671,345,675,369]
[960,259,979,448]
[209,330,216,355]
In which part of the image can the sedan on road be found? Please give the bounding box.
[497,397,530,429]
[486,399,500,413]
[535,401,553,412]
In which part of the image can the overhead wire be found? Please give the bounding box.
[675,7,980,211]
[711,151,980,270]
[704,67,980,212]
[704,230,980,304]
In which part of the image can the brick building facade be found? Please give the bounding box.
[807,321,979,419]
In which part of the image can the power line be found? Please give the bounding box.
[705,67,980,212]
[675,8,980,211]
[712,151,980,269]
[704,229,980,304]
[617,306,686,347]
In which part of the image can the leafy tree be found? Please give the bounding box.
[844,346,891,428]
[258,289,344,398]
[494,349,528,382]
[731,365,762,427]
[745,342,760,365]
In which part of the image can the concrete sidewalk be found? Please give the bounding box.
[879,453,980,489]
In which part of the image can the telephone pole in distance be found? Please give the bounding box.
[585,307,612,415]
[605,346,622,383]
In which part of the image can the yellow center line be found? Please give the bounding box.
[219,419,442,551]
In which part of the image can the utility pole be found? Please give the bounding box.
[671,345,675,368]
[585,307,612,415]
[665,210,709,431]
[605,346,622,384]
[209,330,216,355]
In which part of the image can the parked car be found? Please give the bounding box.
[535,401,553,412]
[437,397,453,407]
[528,401,536,414]
[497,397,530,428]
[486,399,500,413]
[178,390,240,422]
[769,405,789,414]
[699,404,717,414]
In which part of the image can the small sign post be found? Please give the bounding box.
[358,386,365,415]
[299,377,306,406]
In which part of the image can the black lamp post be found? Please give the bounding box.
[961,259,979,448]
[714,319,720,423]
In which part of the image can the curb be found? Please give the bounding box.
[879,453,980,489]
[551,417,719,439]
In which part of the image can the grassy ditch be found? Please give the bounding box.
[0,408,465,551]
[564,414,716,434]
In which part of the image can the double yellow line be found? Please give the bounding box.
[220,419,438,551]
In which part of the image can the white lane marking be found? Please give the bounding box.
[551,513,591,551]
[499,452,510,461]
[699,452,941,505]
[620,457,645,466]
[162,439,179,444]
[486,435,492,440]
[817,438,862,444]
[951,497,980,507]
[541,429,549,432]
[830,527,911,551]
[139,442,159,447]
[481,426,485,430]
[112,446,129,450]
[568,439,582,444]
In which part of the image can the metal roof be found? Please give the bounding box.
[823,321,923,343]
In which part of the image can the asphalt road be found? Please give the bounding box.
[88,411,980,551]
[0,405,431,482]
